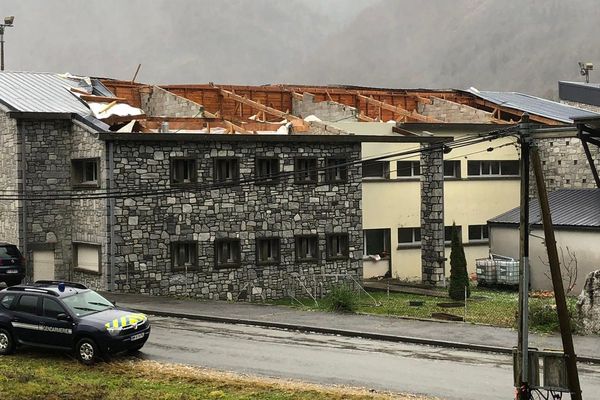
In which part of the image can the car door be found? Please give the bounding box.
[38,297,74,349]
[10,294,42,344]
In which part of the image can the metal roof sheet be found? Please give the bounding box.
[466,89,600,123]
[0,71,92,115]
[488,189,600,229]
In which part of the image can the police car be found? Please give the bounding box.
[0,281,150,364]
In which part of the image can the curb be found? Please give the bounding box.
[133,307,600,365]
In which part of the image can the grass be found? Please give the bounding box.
[0,351,432,400]
[274,287,580,333]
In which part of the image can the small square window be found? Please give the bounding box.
[214,158,240,185]
[215,239,241,268]
[364,229,390,256]
[398,227,421,245]
[468,225,489,242]
[171,158,197,185]
[74,243,101,274]
[295,158,318,184]
[256,238,280,265]
[444,225,462,244]
[444,161,461,178]
[295,235,319,262]
[171,241,198,271]
[326,233,349,260]
[256,157,280,184]
[325,158,348,183]
[362,161,390,179]
[396,161,420,177]
[72,158,99,188]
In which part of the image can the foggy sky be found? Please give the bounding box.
[2,0,598,97]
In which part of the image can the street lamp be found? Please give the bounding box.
[0,16,15,71]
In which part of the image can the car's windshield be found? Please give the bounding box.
[62,290,114,317]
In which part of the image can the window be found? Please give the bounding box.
[398,227,421,245]
[72,158,99,187]
[444,160,461,178]
[256,238,280,265]
[43,298,66,319]
[362,161,390,179]
[396,161,420,177]
[214,158,240,185]
[171,241,198,271]
[326,233,349,260]
[215,239,241,268]
[364,229,390,257]
[14,295,38,314]
[0,294,16,309]
[444,225,462,244]
[468,225,489,242]
[295,235,319,262]
[256,157,280,184]
[74,243,100,273]
[467,160,519,177]
[325,158,348,183]
[294,158,318,184]
[171,158,197,185]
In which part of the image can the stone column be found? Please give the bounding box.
[420,143,446,286]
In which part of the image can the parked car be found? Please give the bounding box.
[0,243,25,287]
[0,281,150,364]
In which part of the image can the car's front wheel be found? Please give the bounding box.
[75,338,98,365]
[0,328,15,355]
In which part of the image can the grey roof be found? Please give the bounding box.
[488,189,600,229]
[0,71,92,115]
[465,88,600,123]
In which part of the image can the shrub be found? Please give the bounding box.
[324,284,358,313]
[448,222,470,300]
[528,299,581,334]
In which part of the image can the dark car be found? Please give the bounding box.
[0,281,150,364]
[0,243,25,287]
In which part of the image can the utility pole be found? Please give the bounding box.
[516,114,531,400]
[0,16,15,71]
[531,146,582,400]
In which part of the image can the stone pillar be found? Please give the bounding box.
[420,143,446,286]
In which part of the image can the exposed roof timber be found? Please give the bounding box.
[471,98,563,125]
[222,119,251,134]
[410,94,433,105]
[358,112,377,122]
[356,93,443,123]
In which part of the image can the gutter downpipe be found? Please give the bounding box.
[108,140,115,292]
[19,121,28,280]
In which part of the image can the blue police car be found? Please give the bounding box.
[0,281,150,364]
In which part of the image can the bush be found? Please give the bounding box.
[324,284,358,313]
[448,222,470,300]
[528,299,581,334]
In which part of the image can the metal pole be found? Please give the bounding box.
[517,114,531,400]
[531,146,582,400]
[1,27,4,71]
[108,141,115,291]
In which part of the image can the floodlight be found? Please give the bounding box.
[4,16,14,25]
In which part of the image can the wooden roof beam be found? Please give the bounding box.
[471,98,563,126]
[356,93,443,123]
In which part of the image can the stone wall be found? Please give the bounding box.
[0,111,20,246]
[293,93,358,122]
[140,86,206,118]
[420,143,445,285]
[110,139,363,300]
[418,97,493,123]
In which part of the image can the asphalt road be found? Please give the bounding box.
[140,316,600,400]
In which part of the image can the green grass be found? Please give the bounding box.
[274,287,579,333]
[0,352,425,400]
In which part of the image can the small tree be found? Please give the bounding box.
[448,222,470,300]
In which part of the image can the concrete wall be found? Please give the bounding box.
[110,139,363,300]
[489,225,600,294]
[141,86,206,118]
[293,93,358,122]
[0,111,20,246]
[418,97,493,123]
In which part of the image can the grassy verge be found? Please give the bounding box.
[0,352,432,400]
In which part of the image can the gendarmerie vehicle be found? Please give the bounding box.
[0,281,150,364]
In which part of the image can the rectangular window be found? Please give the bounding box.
[444,160,461,178]
[468,225,489,242]
[256,157,280,184]
[325,158,348,183]
[74,243,100,273]
[215,239,241,268]
[295,235,319,262]
[444,225,462,244]
[214,158,240,184]
[43,298,66,319]
[467,160,519,177]
[15,295,38,315]
[326,233,349,260]
[362,161,390,179]
[294,158,318,184]
[364,229,390,256]
[256,238,280,265]
[72,158,99,188]
[398,227,421,245]
[171,241,198,271]
[171,158,197,185]
[396,161,420,177]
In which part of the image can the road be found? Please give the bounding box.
[140,316,600,400]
